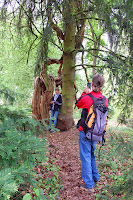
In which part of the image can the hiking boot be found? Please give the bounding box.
[79,184,95,193]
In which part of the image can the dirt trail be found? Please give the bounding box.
[48,128,102,200]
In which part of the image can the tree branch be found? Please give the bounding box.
[81,35,127,58]
[74,48,107,53]
[75,19,86,49]
[74,64,102,69]
[46,1,64,40]
[50,40,63,51]
[80,45,89,82]
[88,20,97,39]
[16,40,41,64]
[73,47,127,63]
[47,57,63,65]
[73,7,95,16]
[16,0,42,36]
[27,37,38,64]
[88,51,130,67]
[76,17,105,21]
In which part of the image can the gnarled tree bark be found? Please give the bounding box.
[32,0,85,130]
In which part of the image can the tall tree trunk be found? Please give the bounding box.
[57,0,76,131]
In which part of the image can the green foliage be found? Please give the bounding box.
[103,54,133,117]
[0,22,36,109]
[127,115,133,128]
[23,193,32,200]
[0,19,61,109]
[0,84,15,104]
[23,188,47,200]
[0,84,27,107]
[0,106,48,200]
[42,159,62,199]
[0,0,132,120]
[96,125,133,199]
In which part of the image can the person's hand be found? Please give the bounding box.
[83,87,91,93]
[51,101,54,104]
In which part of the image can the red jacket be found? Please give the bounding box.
[76,91,108,131]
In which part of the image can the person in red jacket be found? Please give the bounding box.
[75,74,108,193]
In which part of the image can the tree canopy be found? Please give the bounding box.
[0,0,133,124]
[0,0,133,199]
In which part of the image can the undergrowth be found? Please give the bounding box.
[96,125,133,200]
[0,106,61,200]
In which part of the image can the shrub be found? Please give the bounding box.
[0,106,48,199]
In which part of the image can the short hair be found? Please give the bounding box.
[55,87,59,91]
[92,74,105,92]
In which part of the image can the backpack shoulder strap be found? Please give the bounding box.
[88,93,107,104]
[87,93,97,103]
[102,96,106,104]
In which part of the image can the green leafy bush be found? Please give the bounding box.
[0,106,48,199]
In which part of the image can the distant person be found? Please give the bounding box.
[75,74,108,193]
[49,87,62,131]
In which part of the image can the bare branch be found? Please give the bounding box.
[74,64,102,69]
[47,19,64,40]
[73,7,94,16]
[76,17,105,21]
[47,57,63,65]
[16,40,41,64]
[50,40,63,51]
[27,38,38,64]
[81,45,89,82]
[16,0,42,36]
[74,48,107,53]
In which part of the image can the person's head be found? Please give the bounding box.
[55,87,60,94]
[92,74,105,92]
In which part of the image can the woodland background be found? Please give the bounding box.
[0,0,132,199]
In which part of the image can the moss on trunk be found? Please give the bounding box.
[57,1,76,131]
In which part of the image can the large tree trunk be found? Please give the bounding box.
[40,70,54,119]
[31,77,42,120]
[57,1,76,131]
[31,69,54,121]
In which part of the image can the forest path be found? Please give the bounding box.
[48,128,107,200]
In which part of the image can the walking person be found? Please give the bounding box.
[75,74,108,193]
[49,87,62,131]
